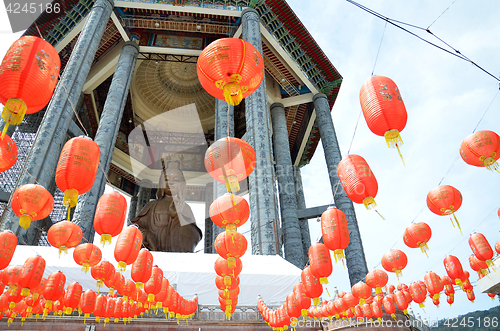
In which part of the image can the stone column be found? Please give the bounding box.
[127,195,138,226]
[136,179,153,217]
[313,93,368,285]
[211,99,234,245]
[73,41,140,243]
[242,8,280,256]
[0,118,15,137]
[293,165,312,266]
[270,103,304,268]
[0,0,114,235]
[204,182,214,253]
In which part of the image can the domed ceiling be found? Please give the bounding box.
[131,60,215,132]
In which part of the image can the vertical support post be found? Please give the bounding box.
[270,103,304,268]
[204,182,214,253]
[242,8,280,256]
[313,93,368,285]
[73,41,140,243]
[293,165,312,266]
[0,0,115,235]
[127,195,138,226]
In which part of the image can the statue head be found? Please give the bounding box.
[157,160,186,199]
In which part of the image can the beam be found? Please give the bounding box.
[83,41,125,93]
[297,205,330,221]
[139,46,201,56]
[294,109,316,166]
[114,1,243,17]
[281,93,314,108]
[0,191,10,203]
[111,12,130,41]
[54,16,88,52]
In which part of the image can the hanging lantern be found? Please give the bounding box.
[337,154,383,218]
[424,271,444,301]
[342,292,358,314]
[11,184,54,230]
[467,290,475,303]
[381,249,408,279]
[104,271,125,296]
[94,192,127,246]
[386,284,396,294]
[468,232,495,268]
[18,255,45,296]
[197,38,264,106]
[131,248,153,290]
[42,271,66,311]
[320,207,350,264]
[300,267,323,305]
[80,290,96,323]
[351,282,371,305]
[403,222,432,257]
[460,130,500,172]
[495,240,500,254]
[209,193,250,235]
[394,291,409,317]
[409,282,426,308]
[215,275,240,292]
[113,298,123,323]
[426,185,463,234]
[365,269,388,296]
[469,254,489,277]
[47,221,83,256]
[0,36,60,136]
[103,297,116,325]
[205,137,256,193]
[73,243,102,273]
[154,278,169,310]
[382,295,397,321]
[119,279,137,302]
[0,134,17,173]
[144,265,163,303]
[443,255,464,288]
[214,231,247,268]
[55,136,100,219]
[114,226,143,273]
[0,230,18,270]
[359,76,407,162]
[214,257,243,285]
[308,243,333,285]
[62,282,82,314]
[90,261,115,292]
[293,283,311,318]
[3,265,21,294]
[286,293,301,319]
[362,303,374,321]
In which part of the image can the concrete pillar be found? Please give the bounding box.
[211,99,234,245]
[0,0,114,235]
[136,179,153,217]
[0,118,15,137]
[313,93,368,285]
[270,103,304,268]
[293,165,312,266]
[242,8,280,256]
[204,182,214,253]
[73,41,140,243]
[127,195,138,226]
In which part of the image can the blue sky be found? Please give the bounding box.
[1,0,499,322]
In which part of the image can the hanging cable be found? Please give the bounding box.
[427,0,459,30]
[371,21,388,76]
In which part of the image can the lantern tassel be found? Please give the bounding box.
[1,98,27,139]
[325,287,330,297]
[100,234,112,247]
[19,215,32,230]
[419,243,429,257]
[485,260,497,274]
[483,157,499,172]
[384,129,405,165]
[451,213,462,235]
[223,82,243,106]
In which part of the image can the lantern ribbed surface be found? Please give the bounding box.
[11,184,54,230]
[114,226,143,272]
[0,134,18,172]
[209,193,250,229]
[460,130,500,171]
[426,185,462,216]
[468,232,494,265]
[47,221,83,255]
[0,36,60,134]
[73,243,102,273]
[381,249,408,278]
[214,231,247,259]
[365,269,388,295]
[443,255,464,287]
[308,243,332,284]
[94,192,127,246]
[197,38,264,105]
[403,222,432,256]
[0,231,17,269]
[320,207,349,263]
[205,137,256,193]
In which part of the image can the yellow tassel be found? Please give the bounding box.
[100,234,112,247]
[21,288,30,296]
[483,157,499,172]
[118,261,127,273]
[1,98,27,139]
[420,243,429,257]
[391,313,397,321]
[325,287,330,297]
[312,298,320,305]
[224,174,240,193]
[19,215,32,230]
[451,213,462,235]
[223,82,243,106]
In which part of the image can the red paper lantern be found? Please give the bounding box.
[469,254,488,277]
[42,271,66,310]
[197,38,264,106]
[300,266,323,305]
[154,278,169,310]
[11,184,54,230]
[409,282,426,308]
[467,290,475,303]
[403,222,432,256]
[209,193,250,234]
[337,154,382,217]
[351,282,371,305]
[214,231,248,266]
[286,293,301,319]
[62,282,82,314]
[469,232,495,268]
[113,298,123,323]
[308,243,333,284]
[205,137,256,193]
[381,250,407,279]
[18,255,45,297]
[80,289,96,322]
[365,269,388,295]
[94,192,127,246]
[362,303,373,321]
[214,257,242,285]
[320,207,350,263]
[293,283,311,317]
[382,295,397,320]
[119,279,136,302]
[394,291,409,316]
[359,76,407,162]
[443,255,464,288]
[495,240,500,254]
[131,248,153,290]
[386,284,396,294]
[94,294,107,322]
[47,221,82,256]
[424,271,444,301]
[3,265,21,293]
[104,297,116,325]
[104,271,125,296]
[90,261,115,292]
[144,265,163,303]
[55,136,100,218]
[114,226,143,272]
[460,130,500,172]
[0,36,60,136]
[215,275,239,291]
[73,243,102,273]
[426,185,463,233]
[0,134,17,172]
[0,230,18,270]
